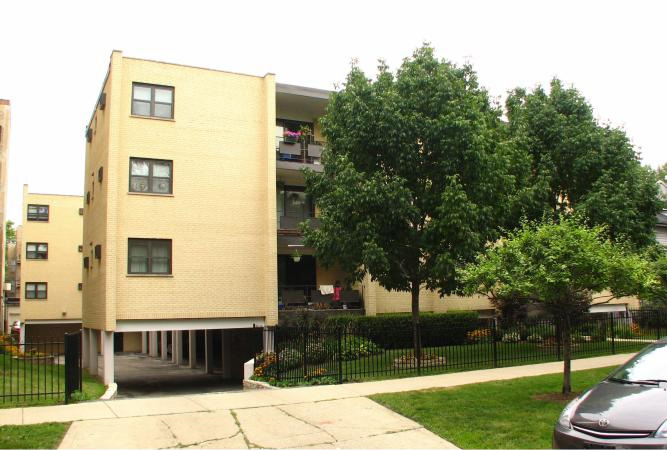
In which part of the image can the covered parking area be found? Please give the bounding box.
[83,318,267,397]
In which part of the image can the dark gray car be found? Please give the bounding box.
[553,338,667,449]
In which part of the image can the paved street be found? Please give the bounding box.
[0,353,634,449]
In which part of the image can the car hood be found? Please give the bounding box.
[572,380,667,432]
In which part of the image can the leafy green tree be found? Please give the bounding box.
[5,220,15,244]
[303,45,516,363]
[639,247,667,309]
[656,162,667,182]
[462,219,653,394]
[506,80,663,248]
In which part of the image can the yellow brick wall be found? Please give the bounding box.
[83,53,277,329]
[0,101,10,302]
[20,187,83,321]
[82,62,113,330]
[122,331,142,352]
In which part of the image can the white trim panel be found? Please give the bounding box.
[589,304,627,313]
[25,319,83,325]
[115,317,266,332]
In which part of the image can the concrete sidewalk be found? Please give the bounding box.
[0,353,633,449]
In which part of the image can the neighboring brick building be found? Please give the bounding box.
[19,185,83,343]
[0,100,10,334]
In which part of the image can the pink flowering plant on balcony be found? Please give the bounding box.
[283,130,302,142]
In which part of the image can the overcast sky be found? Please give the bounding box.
[2,0,665,225]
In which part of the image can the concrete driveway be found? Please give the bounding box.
[114,353,241,398]
[59,395,451,448]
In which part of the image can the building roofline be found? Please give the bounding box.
[122,54,273,80]
[25,191,84,199]
[276,83,331,99]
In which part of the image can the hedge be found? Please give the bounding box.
[323,311,481,349]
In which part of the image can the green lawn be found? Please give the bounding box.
[371,366,617,449]
[276,339,647,383]
[0,354,105,408]
[0,422,70,449]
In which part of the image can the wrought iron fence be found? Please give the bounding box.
[256,309,666,384]
[0,330,82,403]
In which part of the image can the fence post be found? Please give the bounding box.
[64,331,81,405]
[302,327,307,380]
[610,312,616,355]
[337,327,343,384]
[556,322,562,361]
[657,310,662,340]
[491,319,498,368]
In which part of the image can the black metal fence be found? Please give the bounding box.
[257,309,666,384]
[0,330,82,404]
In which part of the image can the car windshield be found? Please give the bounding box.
[610,342,667,384]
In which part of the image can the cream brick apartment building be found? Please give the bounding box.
[0,100,10,334]
[82,51,504,385]
[19,185,83,342]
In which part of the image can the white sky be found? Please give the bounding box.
[2,0,666,225]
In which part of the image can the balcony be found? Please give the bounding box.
[276,138,324,172]
[279,215,320,231]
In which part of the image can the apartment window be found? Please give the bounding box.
[27,204,49,221]
[132,83,174,119]
[129,158,173,194]
[128,239,171,274]
[26,243,48,260]
[25,282,47,300]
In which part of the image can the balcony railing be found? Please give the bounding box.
[279,215,320,231]
[276,137,324,165]
[278,284,363,310]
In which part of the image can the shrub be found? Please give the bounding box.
[278,348,302,370]
[467,328,491,343]
[502,332,521,343]
[324,311,480,349]
[305,341,327,364]
[340,336,381,360]
[526,334,543,343]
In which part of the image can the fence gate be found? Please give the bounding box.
[64,330,82,404]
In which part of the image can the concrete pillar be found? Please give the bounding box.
[88,328,98,377]
[149,331,158,357]
[204,329,213,374]
[141,332,148,354]
[161,331,169,360]
[82,327,90,368]
[171,330,179,364]
[263,326,275,353]
[102,331,114,385]
[221,330,233,378]
[189,330,197,369]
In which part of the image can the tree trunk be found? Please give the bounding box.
[562,317,572,394]
[410,281,422,373]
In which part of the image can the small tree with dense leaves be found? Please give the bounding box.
[462,219,653,394]
[303,45,517,364]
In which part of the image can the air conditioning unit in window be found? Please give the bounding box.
[85,127,92,143]
[98,93,106,110]
[94,244,102,259]
[83,257,89,269]
[78,207,84,216]
[78,245,83,252]
[77,283,83,291]
[98,167,103,183]
[86,192,90,204]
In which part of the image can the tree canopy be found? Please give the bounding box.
[461,218,654,393]
[303,45,517,360]
[505,80,663,248]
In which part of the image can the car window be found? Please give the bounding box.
[610,342,667,382]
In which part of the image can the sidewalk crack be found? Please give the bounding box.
[102,401,119,418]
[158,418,183,448]
[181,430,242,448]
[230,409,259,448]
[276,406,337,444]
